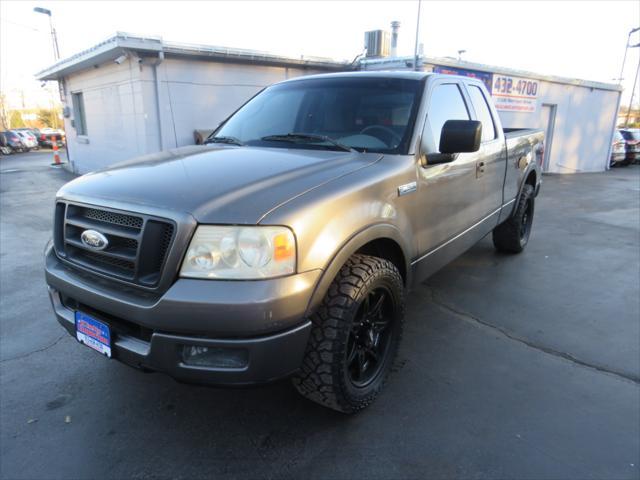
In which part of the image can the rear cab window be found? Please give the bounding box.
[467,85,497,142]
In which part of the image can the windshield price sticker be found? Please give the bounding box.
[491,75,539,113]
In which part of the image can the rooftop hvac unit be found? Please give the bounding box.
[365,30,390,58]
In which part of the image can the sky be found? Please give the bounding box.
[1,0,639,109]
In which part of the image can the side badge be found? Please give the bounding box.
[398,182,417,197]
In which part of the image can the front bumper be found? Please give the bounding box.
[45,245,319,385]
[611,151,626,164]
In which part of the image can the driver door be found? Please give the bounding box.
[413,79,487,279]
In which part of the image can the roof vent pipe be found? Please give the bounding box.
[390,21,400,57]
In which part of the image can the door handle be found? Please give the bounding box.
[476,161,486,178]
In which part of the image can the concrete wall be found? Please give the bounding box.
[363,61,620,173]
[63,55,619,175]
[63,56,329,174]
[497,82,620,173]
[63,58,148,174]
[146,58,327,150]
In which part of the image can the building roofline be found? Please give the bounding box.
[35,32,352,80]
[36,32,622,93]
[361,55,622,92]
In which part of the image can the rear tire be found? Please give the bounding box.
[292,254,405,414]
[492,184,535,253]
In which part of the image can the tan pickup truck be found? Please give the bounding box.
[45,72,543,413]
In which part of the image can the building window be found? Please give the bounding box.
[72,92,87,136]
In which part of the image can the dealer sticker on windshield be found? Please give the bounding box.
[75,311,112,358]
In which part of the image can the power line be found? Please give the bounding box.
[0,18,46,33]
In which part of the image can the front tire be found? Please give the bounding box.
[292,254,405,413]
[492,184,535,253]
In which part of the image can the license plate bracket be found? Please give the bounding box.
[75,311,112,358]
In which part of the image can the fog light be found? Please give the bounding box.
[182,345,248,369]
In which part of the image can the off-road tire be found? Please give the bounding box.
[492,184,535,253]
[292,254,405,414]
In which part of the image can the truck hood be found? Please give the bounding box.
[58,145,381,224]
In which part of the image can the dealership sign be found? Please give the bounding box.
[433,66,494,93]
[433,65,539,113]
[491,75,539,113]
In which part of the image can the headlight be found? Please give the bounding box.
[180,226,296,279]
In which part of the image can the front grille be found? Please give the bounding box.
[54,203,175,288]
[83,208,143,229]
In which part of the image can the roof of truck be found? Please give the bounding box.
[282,71,432,82]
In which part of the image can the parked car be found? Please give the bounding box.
[620,129,640,164]
[44,72,543,413]
[21,128,43,147]
[0,131,13,155]
[610,130,627,166]
[15,127,41,139]
[39,128,65,148]
[12,130,38,150]
[1,130,26,152]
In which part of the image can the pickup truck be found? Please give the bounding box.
[45,72,543,413]
[38,128,66,148]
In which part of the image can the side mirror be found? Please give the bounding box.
[439,120,482,154]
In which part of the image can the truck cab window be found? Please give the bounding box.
[424,84,470,153]
[216,78,422,154]
[468,85,497,141]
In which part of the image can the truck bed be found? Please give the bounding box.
[503,128,543,139]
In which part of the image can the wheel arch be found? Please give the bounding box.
[507,162,540,219]
[304,224,411,316]
[525,169,537,190]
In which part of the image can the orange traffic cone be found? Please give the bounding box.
[50,137,65,167]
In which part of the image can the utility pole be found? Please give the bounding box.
[413,0,422,71]
[617,27,640,84]
[34,7,60,61]
[625,56,640,127]
[34,6,70,167]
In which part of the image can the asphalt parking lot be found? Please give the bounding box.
[1,151,639,480]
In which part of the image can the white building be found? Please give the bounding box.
[361,55,622,173]
[36,33,348,174]
[37,33,621,174]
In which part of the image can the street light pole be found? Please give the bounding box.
[413,0,422,72]
[617,26,640,85]
[625,50,640,127]
[34,7,60,61]
[34,6,69,168]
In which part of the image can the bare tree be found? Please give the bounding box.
[0,93,9,130]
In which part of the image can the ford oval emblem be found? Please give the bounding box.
[80,229,109,251]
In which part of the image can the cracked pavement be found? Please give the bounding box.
[1,152,639,479]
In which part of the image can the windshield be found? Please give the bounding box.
[214,77,424,154]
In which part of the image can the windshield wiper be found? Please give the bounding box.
[261,133,356,153]
[204,135,244,146]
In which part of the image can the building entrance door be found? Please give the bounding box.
[539,103,557,172]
